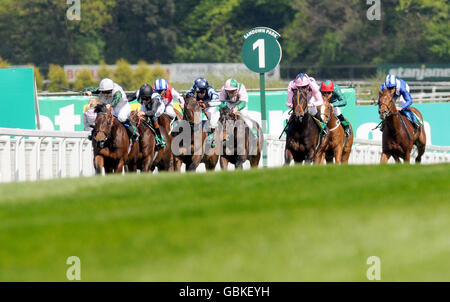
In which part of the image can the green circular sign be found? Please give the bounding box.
[241,27,282,73]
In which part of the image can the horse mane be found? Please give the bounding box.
[219,106,235,121]
[94,103,107,113]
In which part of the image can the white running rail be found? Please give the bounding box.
[1,129,449,183]
[0,128,94,183]
[265,135,450,166]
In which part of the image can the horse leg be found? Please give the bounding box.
[187,155,201,171]
[220,156,229,170]
[249,153,260,168]
[94,155,104,174]
[334,146,343,165]
[115,159,125,174]
[403,151,411,164]
[415,128,426,164]
[305,149,315,165]
[235,156,246,169]
[141,155,154,172]
[380,152,390,164]
[174,156,183,172]
[285,149,294,165]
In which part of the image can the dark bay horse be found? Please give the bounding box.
[315,101,353,164]
[378,88,426,163]
[171,95,219,171]
[92,104,129,174]
[284,88,324,165]
[127,111,173,172]
[218,106,262,170]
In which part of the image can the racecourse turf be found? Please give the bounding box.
[0,164,449,281]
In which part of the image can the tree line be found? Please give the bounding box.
[0,0,448,70]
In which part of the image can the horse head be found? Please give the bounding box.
[183,94,202,124]
[292,88,308,122]
[93,104,114,149]
[378,88,397,120]
[219,105,239,143]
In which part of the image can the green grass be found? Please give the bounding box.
[0,164,449,281]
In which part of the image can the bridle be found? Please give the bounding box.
[94,112,115,141]
[293,88,307,120]
[378,94,397,119]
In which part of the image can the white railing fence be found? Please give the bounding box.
[266,135,450,166]
[0,128,93,182]
[1,129,449,183]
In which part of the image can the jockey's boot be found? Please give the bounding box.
[338,114,351,137]
[314,112,328,136]
[207,128,216,147]
[412,116,422,130]
[124,120,139,142]
[131,125,139,141]
[153,121,167,150]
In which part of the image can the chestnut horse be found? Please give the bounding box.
[218,106,262,170]
[378,88,426,163]
[92,104,129,174]
[127,111,173,172]
[171,95,219,171]
[315,101,353,164]
[284,88,324,165]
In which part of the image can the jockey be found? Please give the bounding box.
[186,77,221,146]
[379,74,421,130]
[320,80,351,136]
[153,78,184,120]
[286,73,328,135]
[219,78,257,134]
[83,78,138,141]
[133,84,167,149]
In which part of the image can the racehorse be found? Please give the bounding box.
[218,106,262,170]
[92,104,129,174]
[378,88,426,163]
[284,88,324,165]
[127,111,173,172]
[172,94,219,171]
[315,100,353,164]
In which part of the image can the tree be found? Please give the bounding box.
[73,69,96,91]
[47,64,69,92]
[113,59,133,90]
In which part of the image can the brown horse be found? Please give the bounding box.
[315,101,353,164]
[92,104,129,174]
[127,111,173,172]
[378,88,426,163]
[218,106,262,170]
[284,88,324,165]
[171,95,219,171]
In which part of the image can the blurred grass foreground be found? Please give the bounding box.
[0,164,449,281]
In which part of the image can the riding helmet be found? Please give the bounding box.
[320,80,334,92]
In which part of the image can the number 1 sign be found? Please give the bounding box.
[242,27,282,74]
[242,27,282,166]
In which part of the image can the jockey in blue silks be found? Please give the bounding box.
[379,74,421,130]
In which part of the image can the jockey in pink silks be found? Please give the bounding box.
[286,73,328,135]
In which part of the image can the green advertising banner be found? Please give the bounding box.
[352,103,449,146]
[0,68,37,129]
[378,64,450,81]
[36,88,448,146]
